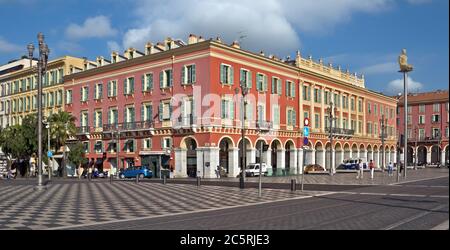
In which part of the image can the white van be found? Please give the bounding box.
[245,163,268,177]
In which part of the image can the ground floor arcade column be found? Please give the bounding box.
[174,148,187,178]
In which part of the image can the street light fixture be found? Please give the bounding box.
[380,115,387,172]
[28,33,50,191]
[326,102,337,176]
[235,81,249,188]
[398,49,413,179]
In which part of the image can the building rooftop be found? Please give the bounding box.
[397,89,449,105]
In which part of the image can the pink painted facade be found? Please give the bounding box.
[64,36,398,178]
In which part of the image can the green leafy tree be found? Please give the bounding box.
[68,142,88,170]
[48,111,77,152]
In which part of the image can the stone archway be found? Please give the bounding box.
[390,146,396,165]
[352,144,359,160]
[445,145,449,166]
[270,139,283,176]
[367,145,373,165]
[431,145,441,165]
[182,137,198,178]
[373,145,379,167]
[219,137,235,176]
[407,146,414,166]
[344,143,351,161]
[417,146,427,166]
[315,141,324,168]
[285,140,296,175]
[335,143,343,168]
[238,138,253,173]
[359,144,366,163]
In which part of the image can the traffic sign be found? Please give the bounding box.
[303,137,309,146]
[303,127,310,137]
[304,118,310,127]
[47,151,53,158]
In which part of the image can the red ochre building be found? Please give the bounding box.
[64,34,398,178]
[397,90,449,166]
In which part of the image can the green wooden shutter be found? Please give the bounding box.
[293,111,297,127]
[107,81,111,97]
[181,66,186,85]
[221,100,226,119]
[192,65,196,83]
[263,76,268,91]
[142,75,145,91]
[230,101,234,120]
[286,81,289,96]
[169,102,173,119]
[123,79,127,95]
[271,78,275,94]
[169,70,173,87]
[149,105,153,120]
[80,87,83,101]
[277,80,281,95]
[159,102,163,120]
[149,74,153,90]
[159,72,164,88]
[220,65,225,83]
[131,107,135,122]
[230,67,234,85]
[291,82,295,98]
[123,108,127,123]
[240,69,245,86]
[141,105,145,121]
[130,78,135,93]
[248,71,252,89]
[99,84,103,99]
[256,74,261,91]
[93,113,97,128]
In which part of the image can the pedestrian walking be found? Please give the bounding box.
[388,162,393,177]
[356,159,364,179]
[88,166,92,181]
[216,165,221,179]
[369,160,375,180]
[77,164,83,179]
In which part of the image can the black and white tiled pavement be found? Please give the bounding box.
[0,182,326,230]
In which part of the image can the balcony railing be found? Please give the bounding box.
[77,126,90,134]
[102,121,154,132]
[416,136,442,143]
[325,127,355,136]
[256,120,273,131]
[176,115,195,127]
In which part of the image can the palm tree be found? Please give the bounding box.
[48,111,77,151]
[48,111,77,177]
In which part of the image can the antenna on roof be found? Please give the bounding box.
[237,30,247,47]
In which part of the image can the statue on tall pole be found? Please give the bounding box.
[398,49,413,73]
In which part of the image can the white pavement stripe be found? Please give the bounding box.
[330,191,449,198]
[390,176,449,186]
[431,220,449,230]
[382,204,448,230]
[47,192,335,230]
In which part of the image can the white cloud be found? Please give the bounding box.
[65,16,118,40]
[360,62,398,75]
[118,0,394,55]
[386,76,424,95]
[0,37,21,53]
[107,41,121,52]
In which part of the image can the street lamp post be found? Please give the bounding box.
[28,33,50,190]
[414,126,418,170]
[326,102,337,176]
[380,115,387,172]
[398,49,413,179]
[62,123,68,178]
[45,120,51,181]
[235,82,249,188]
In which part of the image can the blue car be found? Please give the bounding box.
[119,166,153,179]
[338,159,368,170]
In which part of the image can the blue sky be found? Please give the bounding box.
[0,0,448,95]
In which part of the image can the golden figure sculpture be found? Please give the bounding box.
[398,49,413,72]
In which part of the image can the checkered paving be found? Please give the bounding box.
[0,181,322,230]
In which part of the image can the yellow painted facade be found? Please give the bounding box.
[1,56,85,125]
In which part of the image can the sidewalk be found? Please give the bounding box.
[170,167,449,186]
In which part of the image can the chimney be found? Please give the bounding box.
[260,51,265,56]
[231,41,240,49]
[215,36,222,43]
[96,56,104,66]
[188,34,198,45]
[145,42,154,55]
[198,36,205,42]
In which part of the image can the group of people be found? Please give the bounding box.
[356,159,395,180]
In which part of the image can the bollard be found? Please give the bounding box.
[110,174,113,184]
[291,179,297,192]
[136,174,139,184]
[163,174,167,185]
[239,175,245,189]
[196,176,201,186]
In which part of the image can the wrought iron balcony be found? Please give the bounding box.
[102,121,154,133]
[416,136,442,143]
[76,126,91,134]
[325,127,355,136]
[256,120,273,131]
[176,115,195,127]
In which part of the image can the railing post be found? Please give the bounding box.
[291,179,297,192]
[136,174,139,184]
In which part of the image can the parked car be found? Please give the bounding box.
[119,166,153,179]
[245,163,268,177]
[304,164,326,174]
[337,159,367,170]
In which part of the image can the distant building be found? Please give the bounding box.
[397,90,449,166]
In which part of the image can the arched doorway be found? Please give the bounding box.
[367,145,373,164]
[352,144,359,160]
[219,137,234,175]
[285,140,295,175]
[305,142,314,166]
[373,145,379,167]
[270,139,282,176]
[390,146,396,165]
[417,146,427,166]
[407,146,414,166]
[238,138,252,173]
[344,143,351,161]
[431,146,441,165]
[184,137,198,178]
[360,144,366,162]
[325,142,331,171]
[335,143,343,167]
[315,142,324,168]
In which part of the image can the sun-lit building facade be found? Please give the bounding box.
[64,34,398,178]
